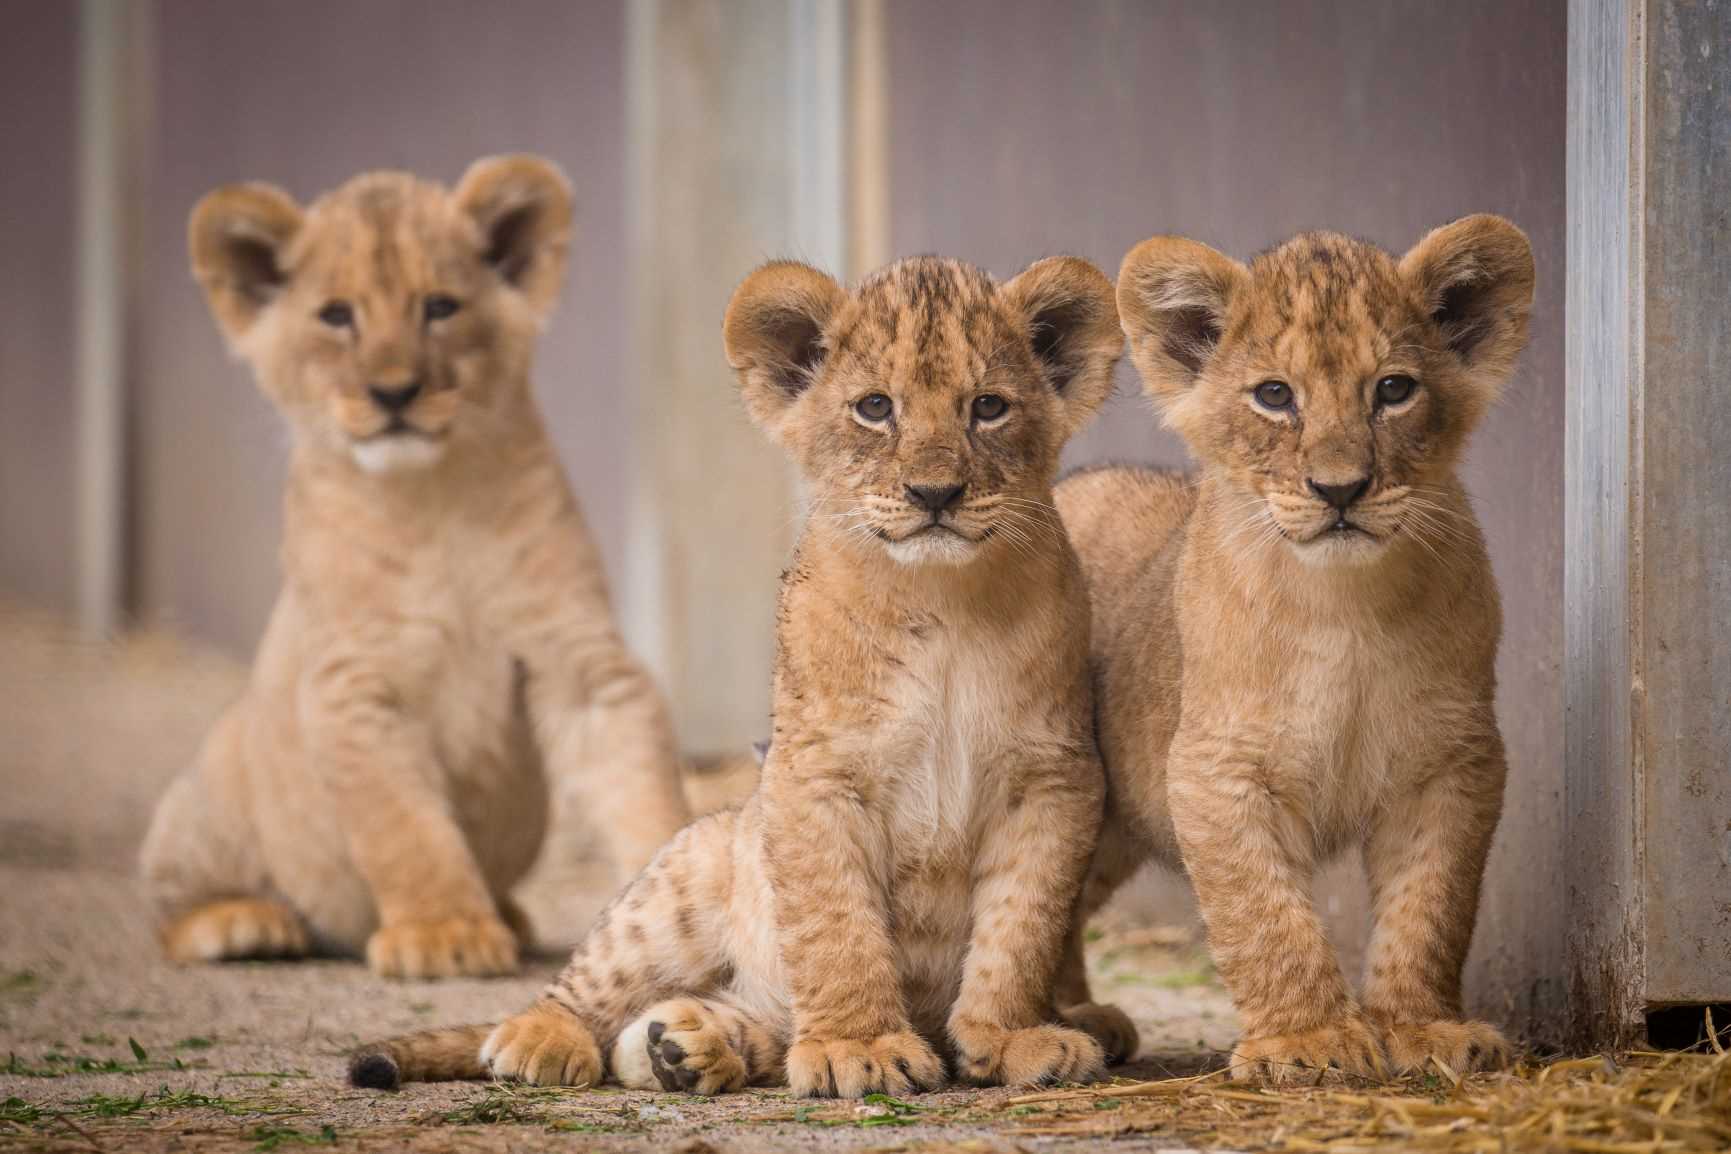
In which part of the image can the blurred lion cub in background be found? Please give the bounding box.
[140,155,691,979]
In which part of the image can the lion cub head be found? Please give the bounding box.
[1118,216,1534,567]
[723,256,1120,567]
[189,155,572,474]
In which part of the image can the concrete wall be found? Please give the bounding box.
[132,0,632,654]
[0,1,78,610]
[884,0,1567,1040]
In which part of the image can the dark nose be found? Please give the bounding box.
[1308,476,1371,510]
[368,380,423,413]
[905,483,966,513]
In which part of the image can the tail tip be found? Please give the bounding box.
[348,1050,401,1091]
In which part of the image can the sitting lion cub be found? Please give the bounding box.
[139,156,691,978]
[347,254,1124,1096]
[1055,217,1534,1083]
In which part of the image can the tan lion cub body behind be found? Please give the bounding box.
[348,254,1127,1097]
[1057,217,1535,1083]
[139,157,691,978]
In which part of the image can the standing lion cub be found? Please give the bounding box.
[347,254,1125,1096]
[1056,216,1534,1083]
[139,156,691,978]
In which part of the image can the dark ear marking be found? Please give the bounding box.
[1001,256,1120,433]
[722,261,848,433]
[453,154,574,320]
[1160,305,1223,374]
[187,181,305,347]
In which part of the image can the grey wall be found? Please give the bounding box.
[0,1,78,611]
[133,0,631,653]
[886,0,1567,1040]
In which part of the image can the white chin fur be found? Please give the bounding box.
[349,435,445,474]
[1290,529,1387,568]
[883,530,979,567]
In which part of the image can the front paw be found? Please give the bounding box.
[1231,1017,1387,1085]
[1378,1019,1509,1075]
[1059,1002,1140,1065]
[951,1019,1107,1087]
[785,1031,944,1098]
[365,915,518,979]
[482,1004,603,1087]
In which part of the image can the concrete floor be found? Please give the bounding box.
[0,603,1238,1152]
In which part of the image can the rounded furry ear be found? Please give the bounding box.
[1000,256,1121,436]
[1398,214,1534,399]
[188,182,304,348]
[454,154,574,322]
[1116,236,1247,407]
[722,261,847,432]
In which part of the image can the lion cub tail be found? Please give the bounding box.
[348,1023,495,1089]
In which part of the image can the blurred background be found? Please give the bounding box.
[1,0,1564,1041]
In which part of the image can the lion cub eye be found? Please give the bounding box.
[424,295,461,323]
[855,393,893,422]
[317,301,354,328]
[971,394,1007,422]
[1375,374,1417,407]
[1253,380,1293,411]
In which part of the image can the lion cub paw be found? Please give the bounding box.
[786,1031,944,1098]
[365,915,518,979]
[1378,1019,1509,1076]
[482,1004,603,1087]
[951,1021,1107,1087]
[638,1000,749,1095]
[1060,1002,1140,1065]
[161,898,309,963]
[1231,1017,1388,1085]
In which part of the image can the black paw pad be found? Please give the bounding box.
[646,1026,698,1091]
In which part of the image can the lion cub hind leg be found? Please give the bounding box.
[611,996,783,1095]
[1059,1002,1140,1065]
[161,898,309,963]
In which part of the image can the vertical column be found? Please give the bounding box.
[623,0,847,755]
[1566,0,1731,1046]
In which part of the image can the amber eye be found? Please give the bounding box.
[1376,374,1417,407]
[972,394,1007,422]
[855,393,893,422]
[424,295,461,322]
[1253,380,1293,410]
[317,301,354,328]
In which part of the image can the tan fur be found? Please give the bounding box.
[350,255,1125,1096]
[140,156,691,978]
[1056,217,1534,1084]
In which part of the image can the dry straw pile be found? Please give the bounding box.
[991,1017,1731,1152]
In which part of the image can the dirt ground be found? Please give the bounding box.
[0,604,1239,1153]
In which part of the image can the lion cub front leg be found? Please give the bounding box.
[763,769,944,1098]
[1360,740,1510,1075]
[1168,735,1384,1084]
[948,755,1108,1087]
[305,663,516,979]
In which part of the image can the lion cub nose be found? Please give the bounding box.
[1307,476,1371,510]
[368,380,423,414]
[905,483,966,514]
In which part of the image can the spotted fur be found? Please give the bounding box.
[350,254,1126,1096]
[1055,216,1534,1084]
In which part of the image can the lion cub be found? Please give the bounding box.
[139,156,691,978]
[1055,217,1534,1083]
[348,254,1124,1096]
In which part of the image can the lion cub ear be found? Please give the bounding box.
[1398,214,1535,405]
[454,154,574,323]
[722,261,848,435]
[188,182,304,349]
[1116,236,1249,420]
[1001,256,1121,436]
